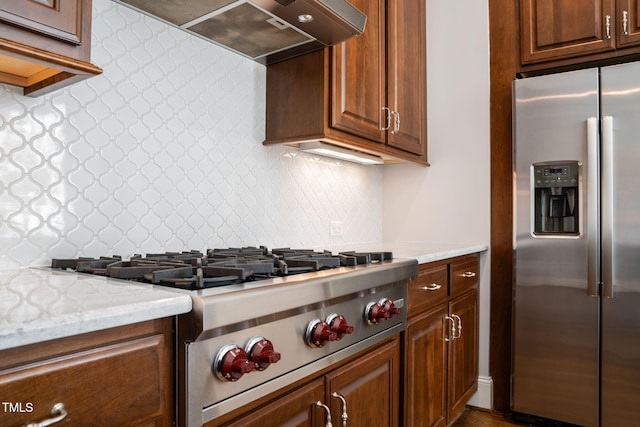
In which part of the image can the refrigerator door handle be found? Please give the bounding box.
[587,117,600,297]
[602,115,614,298]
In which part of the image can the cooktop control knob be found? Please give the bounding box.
[365,301,391,325]
[245,337,281,371]
[380,298,402,316]
[305,319,338,348]
[326,313,355,340]
[214,344,253,382]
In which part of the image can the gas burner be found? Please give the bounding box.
[51,247,394,290]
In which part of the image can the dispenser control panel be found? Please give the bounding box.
[534,162,579,188]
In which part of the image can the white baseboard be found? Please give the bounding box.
[466,376,493,410]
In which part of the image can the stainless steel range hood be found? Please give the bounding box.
[114,0,366,64]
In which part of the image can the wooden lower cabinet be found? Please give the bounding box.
[217,335,401,427]
[447,290,479,421]
[404,254,480,427]
[405,304,448,427]
[326,337,400,427]
[221,378,325,427]
[0,319,173,427]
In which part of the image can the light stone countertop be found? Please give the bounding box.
[0,267,192,351]
[317,242,488,265]
[380,242,488,264]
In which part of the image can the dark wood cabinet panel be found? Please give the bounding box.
[405,304,448,427]
[448,289,479,422]
[326,337,400,427]
[0,0,83,45]
[617,0,640,46]
[520,0,615,64]
[0,319,173,427]
[330,0,386,144]
[385,0,427,156]
[520,0,640,68]
[450,257,480,297]
[221,378,325,427]
[408,263,449,315]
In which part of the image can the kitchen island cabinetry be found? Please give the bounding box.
[0,318,173,427]
[520,0,640,70]
[404,254,479,426]
[264,0,427,165]
[0,0,102,96]
[213,335,401,427]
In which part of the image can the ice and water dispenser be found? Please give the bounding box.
[532,161,580,236]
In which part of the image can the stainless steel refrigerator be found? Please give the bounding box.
[513,61,640,427]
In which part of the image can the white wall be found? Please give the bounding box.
[382,0,492,408]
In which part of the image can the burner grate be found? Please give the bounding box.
[51,247,394,289]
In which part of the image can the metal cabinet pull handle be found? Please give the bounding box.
[381,107,391,131]
[461,271,476,278]
[444,315,456,342]
[606,15,612,39]
[332,392,348,427]
[391,110,401,134]
[622,11,629,35]
[316,401,333,427]
[23,403,67,427]
[452,314,462,339]
[419,283,442,291]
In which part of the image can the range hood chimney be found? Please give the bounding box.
[114,0,367,65]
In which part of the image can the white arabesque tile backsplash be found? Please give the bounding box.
[0,0,382,269]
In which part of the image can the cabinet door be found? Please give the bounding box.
[330,0,386,144]
[617,0,640,47]
[0,0,83,45]
[386,0,427,156]
[447,290,479,422]
[0,333,172,427]
[326,336,400,427]
[520,0,615,64]
[221,378,325,427]
[405,304,448,427]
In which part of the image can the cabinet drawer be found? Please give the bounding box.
[450,256,479,296]
[0,334,168,427]
[408,264,448,315]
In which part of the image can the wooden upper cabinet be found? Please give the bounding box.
[617,0,640,47]
[265,0,428,164]
[520,0,615,64]
[331,0,386,144]
[0,0,102,97]
[330,0,427,157]
[386,0,427,157]
[331,0,427,156]
[520,0,640,66]
[0,0,84,46]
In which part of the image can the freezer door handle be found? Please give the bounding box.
[602,116,614,298]
[587,117,600,297]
